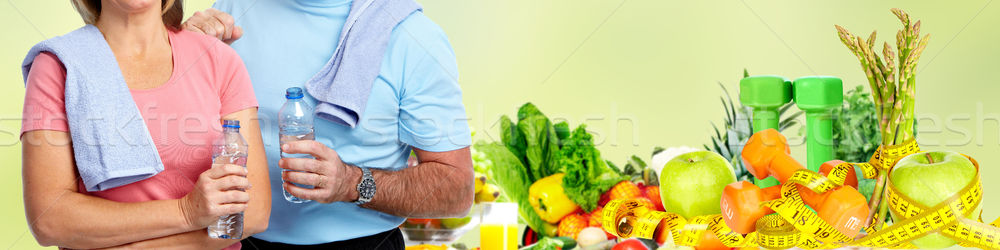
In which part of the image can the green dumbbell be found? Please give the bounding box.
[792,76,843,172]
[740,76,792,188]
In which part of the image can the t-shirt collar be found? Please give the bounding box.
[294,0,352,8]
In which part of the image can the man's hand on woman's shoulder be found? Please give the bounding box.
[182,8,242,44]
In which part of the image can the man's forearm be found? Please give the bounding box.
[355,160,475,218]
[278,142,474,217]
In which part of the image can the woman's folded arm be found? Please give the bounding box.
[21,130,196,249]
[22,113,267,249]
[90,108,272,250]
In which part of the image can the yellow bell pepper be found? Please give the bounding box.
[529,173,580,223]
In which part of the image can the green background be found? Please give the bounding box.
[2,0,998,248]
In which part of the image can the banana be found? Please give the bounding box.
[474,172,486,193]
[475,183,500,203]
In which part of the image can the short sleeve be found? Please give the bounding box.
[213,41,258,115]
[21,52,69,136]
[393,14,471,152]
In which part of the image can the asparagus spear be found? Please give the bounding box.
[834,8,929,231]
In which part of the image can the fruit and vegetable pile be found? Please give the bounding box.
[403,8,1000,250]
[594,8,998,250]
[475,103,673,249]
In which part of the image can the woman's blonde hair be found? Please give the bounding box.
[71,0,184,29]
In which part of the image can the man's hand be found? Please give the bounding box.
[280,140,474,218]
[182,8,242,44]
[279,140,360,203]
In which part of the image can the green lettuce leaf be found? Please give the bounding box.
[500,115,527,167]
[554,121,571,140]
[475,141,549,235]
[560,125,625,212]
[517,114,562,181]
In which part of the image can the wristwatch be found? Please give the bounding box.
[354,167,375,205]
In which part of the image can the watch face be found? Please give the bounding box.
[359,178,376,199]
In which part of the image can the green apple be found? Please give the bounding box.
[890,151,980,249]
[659,150,737,219]
[440,216,472,229]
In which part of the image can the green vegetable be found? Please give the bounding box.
[520,236,572,250]
[518,115,562,180]
[610,153,659,186]
[621,155,644,178]
[606,160,623,176]
[480,103,624,233]
[560,125,625,212]
[836,8,930,228]
[500,115,527,165]
[551,236,577,249]
[834,86,881,203]
[502,103,564,181]
[476,141,549,235]
[554,121,571,140]
[831,85,881,163]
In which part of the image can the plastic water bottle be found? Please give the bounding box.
[207,120,248,239]
[278,87,314,203]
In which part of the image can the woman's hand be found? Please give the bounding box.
[179,163,251,228]
[182,8,242,44]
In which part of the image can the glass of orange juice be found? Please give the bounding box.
[480,202,518,250]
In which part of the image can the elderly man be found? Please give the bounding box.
[183,0,474,248]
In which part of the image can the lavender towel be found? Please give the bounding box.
[22,25,163,192]
[305,0,422,127]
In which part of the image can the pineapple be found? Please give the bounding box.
[705,70,802,183]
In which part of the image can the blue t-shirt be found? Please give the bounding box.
[213,0,471,244]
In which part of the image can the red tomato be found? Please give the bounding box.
[612,238,648,250]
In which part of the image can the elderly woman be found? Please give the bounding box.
[20,0,269,249]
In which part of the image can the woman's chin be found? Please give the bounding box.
[107,0,161,14]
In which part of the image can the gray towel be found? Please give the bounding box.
[22,25,163,192]
[305,0,422,128]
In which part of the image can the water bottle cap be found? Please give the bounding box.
[222,120,241,128]
[286,87,304,99]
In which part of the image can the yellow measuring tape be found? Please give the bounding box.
[600,199,765,248]
[600,169,858,249]
[601,139,1000,249]
[851,139,920,179]
[851,155,1000,249]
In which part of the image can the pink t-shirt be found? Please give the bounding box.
[21,29,256,249]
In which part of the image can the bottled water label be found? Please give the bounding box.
[280,128,315,203]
